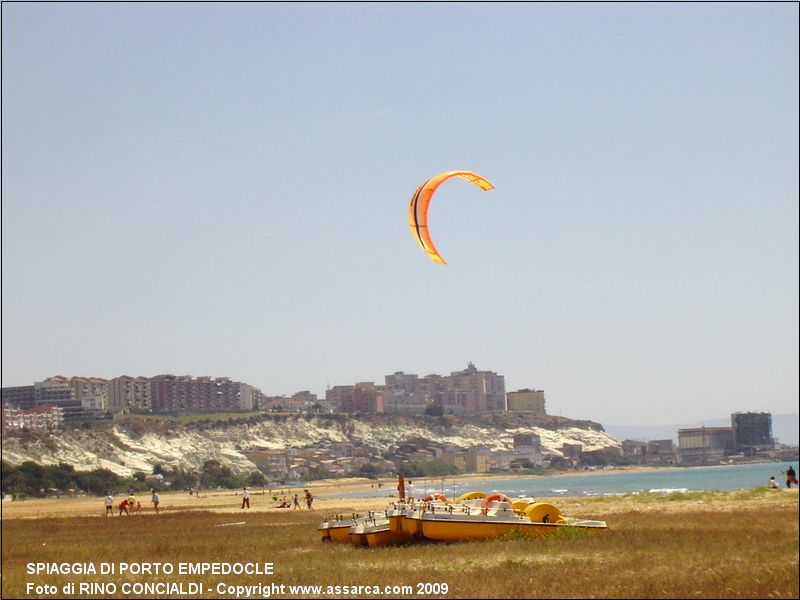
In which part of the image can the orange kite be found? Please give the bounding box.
[408,170,494,264]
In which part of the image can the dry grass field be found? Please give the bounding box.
[2,486,798,599]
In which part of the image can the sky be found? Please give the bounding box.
[2,3,798,427]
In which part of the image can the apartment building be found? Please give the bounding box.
[1,405,63,433]
[0,385,37,409]
[379,363,508,414]
[445,363,506,412]
[150,374,254,414]
[327,383,384,414]
[108,375,152,412]
[383,372,428,412]
[69,376,109,410]
[506,389,546,416]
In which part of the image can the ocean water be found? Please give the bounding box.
[325,462,797,499]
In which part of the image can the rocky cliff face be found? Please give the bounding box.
[1,414,621,477]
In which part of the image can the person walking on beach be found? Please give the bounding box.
[786,466,798,488]
[241,487,250,509]
[293,493,300,510]
[104,492,114,516]
[151,489,160,514]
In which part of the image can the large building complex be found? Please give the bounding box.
[0,377,106,428]
[675,412,776,464]
[2,374,265,422]
[731,412,774,455]
[4,363,544,423]
[678,426,735,464]
[150,375,256,413]
[342,363,509,415]
[445,362,506,412]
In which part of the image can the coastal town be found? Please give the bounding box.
[2,364,795,491]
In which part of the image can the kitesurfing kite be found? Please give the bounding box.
[408,170,494,264]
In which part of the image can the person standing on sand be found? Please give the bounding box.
[293,493,300,510]
[104,492,114,516]
[241,487,250,509]
[151,489,160,514]
[786,466,798,488]
[304,489,313,509]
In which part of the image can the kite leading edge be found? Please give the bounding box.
[408,170,494,264]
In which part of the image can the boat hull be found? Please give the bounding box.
[326,524,355,543]
[364,528,414,547]
[399,513,423,536]
[348,531,368,547]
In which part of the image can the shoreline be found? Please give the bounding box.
[305,459,794,496]
[4,461,796,520]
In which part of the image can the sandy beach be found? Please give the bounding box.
[0,473,490,519]
[0,468,621,519]
[4,465,795,520]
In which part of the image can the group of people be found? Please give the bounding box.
[268,488,314,509]
[104,489,160,516]
[106,485,319,513]
[243,487,314,509]
[769,465,798,489]
[397,479,415,500]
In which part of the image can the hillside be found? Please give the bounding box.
[0,412,620,477]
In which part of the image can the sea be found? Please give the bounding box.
[324,462,797,499]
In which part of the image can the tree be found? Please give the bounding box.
[358,464,379,479]
[200,460,242,489]
[425,404,445,417]
[397,460,458,477]
[78,469,126,496]
[303,465,333,481]
[246,471,267,487]
[170,469,197,491]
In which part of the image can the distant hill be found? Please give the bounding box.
[1,412,618,477]
[604,413,799,446]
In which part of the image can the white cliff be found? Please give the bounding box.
[1,414,621,477]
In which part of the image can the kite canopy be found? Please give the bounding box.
[408,170,494,264]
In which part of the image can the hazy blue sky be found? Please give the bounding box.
[2,3,798,426]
